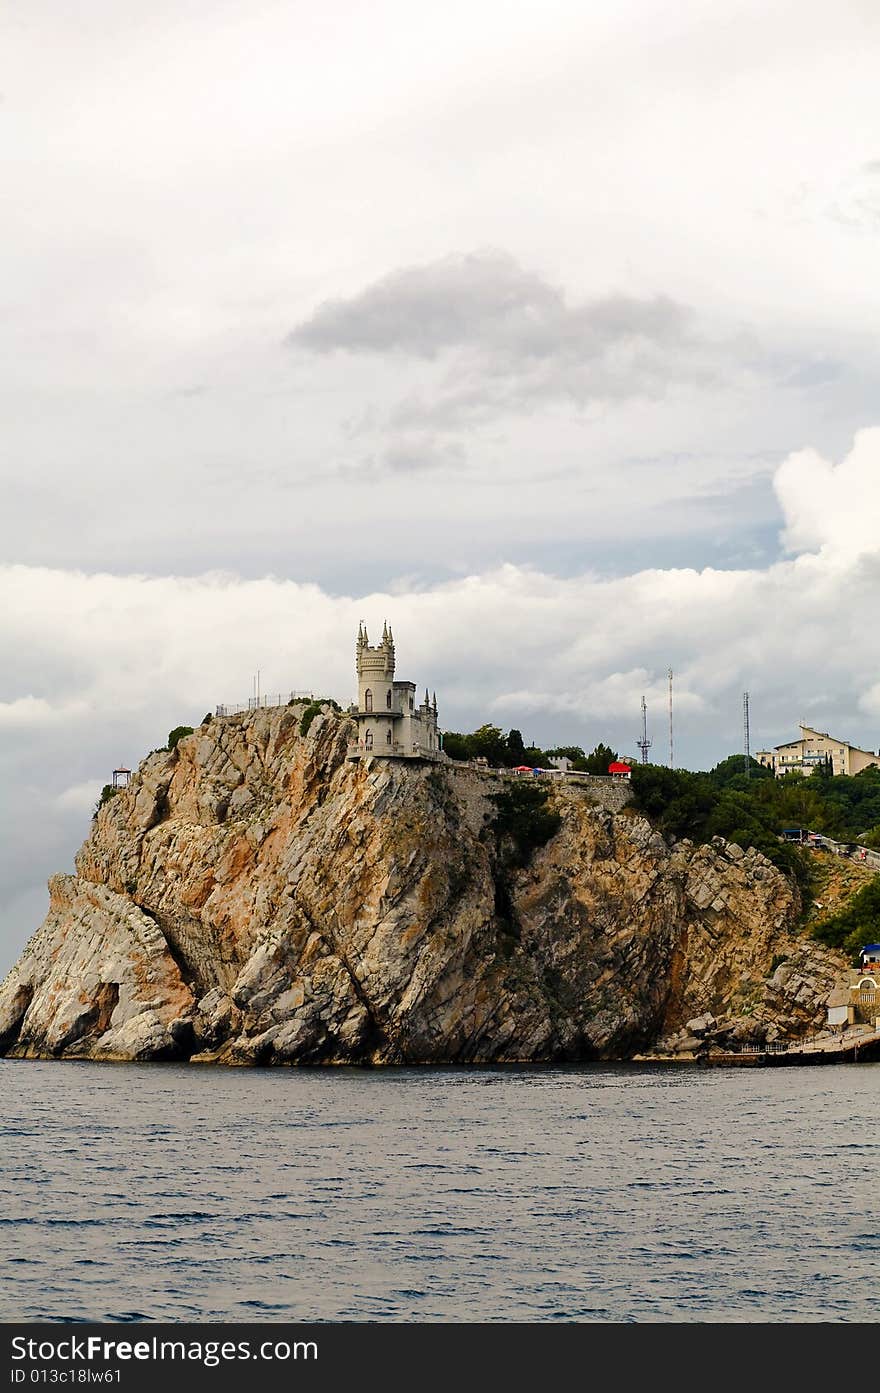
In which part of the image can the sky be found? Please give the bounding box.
[1,0,879,971]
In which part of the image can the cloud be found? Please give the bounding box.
[1,429,880,974]
[332,433,466,478]
[860,683,880,719]
[54,781,102,814]
[774,426,880,562]
[288,250,739,427]
[289,249,690,360]
[0,697,89,728]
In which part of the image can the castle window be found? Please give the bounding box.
[387,689,392,709]
[364,689,373,712]
[365,730,373,750]
[409,696,414,712]
[386,727,392,745]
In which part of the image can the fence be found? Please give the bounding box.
[215,691,314,717]
[785,829,880,870]
[426,760,625,786]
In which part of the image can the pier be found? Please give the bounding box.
[706,1025,880,1067]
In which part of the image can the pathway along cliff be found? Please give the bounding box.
[0,704,849,1065]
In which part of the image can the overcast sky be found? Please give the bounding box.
[2,0,880,970]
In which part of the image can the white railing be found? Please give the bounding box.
[784,829,880,869]
[347,739,441,758]
[215,691,314,717]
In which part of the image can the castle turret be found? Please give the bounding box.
[357,622,395,714]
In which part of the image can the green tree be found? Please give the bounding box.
[440,730,470,761]
[521,745,548,767]
[505,729,526,764]
[489,782,562,868]
[467,724,510,766]
[812,878,880,959]
[576,743,619,775]
[167,726,194,751]
[709,754,774,787]
[629,763,811,892]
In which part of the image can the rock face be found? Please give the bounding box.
[0,706,849,1064]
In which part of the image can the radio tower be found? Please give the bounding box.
[668,668,674,770]
[743,691,751,778]
[637,695,652,764]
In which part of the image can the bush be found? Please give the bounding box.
[167,726,194,751]
[489,782,562,868]
[299,702,322,737]
[630,764,811,894]
[441,724,548,767]
[94,784,118,816]
[811,878,880,959]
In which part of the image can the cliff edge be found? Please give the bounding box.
[0,706,846,1064]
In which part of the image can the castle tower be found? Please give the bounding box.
[350,623,443,761]
[356,622,395,714]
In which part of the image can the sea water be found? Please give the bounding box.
[1,1059,877,1322]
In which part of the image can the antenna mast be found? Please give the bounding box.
[668,669,674,769]
[637,695,652,764]
[743,690,751,778]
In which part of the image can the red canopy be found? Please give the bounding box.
[608,762,632,774]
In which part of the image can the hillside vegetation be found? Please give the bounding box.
[442,725,880,920]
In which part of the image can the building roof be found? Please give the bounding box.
[765,725,878,758]
[860,944,880,955]
[608,762,632,773]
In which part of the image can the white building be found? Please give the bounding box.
[347,623,444,761]
[756,724,880,778]
[826,945,880,1030]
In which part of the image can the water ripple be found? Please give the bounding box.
[1,1058,878,1321]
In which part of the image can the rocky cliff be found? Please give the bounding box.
[0,705,847,1064]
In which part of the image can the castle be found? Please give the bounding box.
[347,623,444,761]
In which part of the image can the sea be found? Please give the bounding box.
[1,1058,878,1323]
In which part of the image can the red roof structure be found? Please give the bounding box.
[608,761,632,775]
